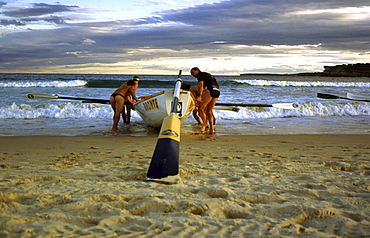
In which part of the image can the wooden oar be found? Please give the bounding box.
[318,93,370,102]
[146,70,183,182]
[215,102,299,109]
[26,93,110,104]
[27,93,299,110]
[317,93,346,100]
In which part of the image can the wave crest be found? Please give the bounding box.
[235,79,370,87]
[0,80,87,88]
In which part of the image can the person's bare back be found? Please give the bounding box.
[109,80,137,134]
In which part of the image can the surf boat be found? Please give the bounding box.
[133,89,196,128]
[25,89,196,129]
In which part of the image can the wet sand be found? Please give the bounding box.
[0,134,369,237]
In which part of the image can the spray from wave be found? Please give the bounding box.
[0,80,87,88]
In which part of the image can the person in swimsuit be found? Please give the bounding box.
[117,76,140,124]
[190,67,220,134]
[110,80,138,134]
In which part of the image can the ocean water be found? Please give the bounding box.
[0,73,369,136]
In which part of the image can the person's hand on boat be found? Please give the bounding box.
[139,96,150,100]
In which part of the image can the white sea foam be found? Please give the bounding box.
[0,80,87,88]
[2,101,369,120]
[202,102,370,119]
[236,79,370,87]
[0,103,113,119]
[1,74,369,136]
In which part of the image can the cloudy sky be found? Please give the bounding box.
[1,0,369,75]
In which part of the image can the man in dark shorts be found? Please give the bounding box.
[190,67,220,134]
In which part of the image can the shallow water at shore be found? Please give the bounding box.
[0,73,369,136]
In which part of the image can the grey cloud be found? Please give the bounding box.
[90,0,368,55]
[0,15,66,26]
[1,0,369,72]
[2,3,78,17]
[1,19,25,26]
[128,16,164,26]
[22,15,67,24]
[154,0,370,45]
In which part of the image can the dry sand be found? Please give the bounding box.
[0,134,369,237]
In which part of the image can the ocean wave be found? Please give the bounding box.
[0,80,87,88]
[235,79,370,87]
[214,101,370,119]
[0,102,112,119]
[2,101,369,120]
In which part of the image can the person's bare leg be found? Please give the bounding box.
[110,96,117,133]
[193,108,202,124]
[198,90,212,133]
[206,98,218,134]
[126,105,131,124]
[197,106,207,132]
[111,96,125,134]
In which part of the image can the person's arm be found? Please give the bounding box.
[190,85,198,96]
[129,87,139,101]
[132,87,138,100]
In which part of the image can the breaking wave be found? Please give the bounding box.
[0,80,87,88]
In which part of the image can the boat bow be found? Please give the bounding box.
[133,89,196,128]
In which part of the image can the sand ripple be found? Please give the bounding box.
[0,135,369,237]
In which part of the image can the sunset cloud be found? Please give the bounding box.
[1,0,369,74]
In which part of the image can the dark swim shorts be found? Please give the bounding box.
[207,85,220,98]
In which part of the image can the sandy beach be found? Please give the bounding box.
[0,134,369,237]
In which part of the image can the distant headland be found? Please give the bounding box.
[241,63,370,77]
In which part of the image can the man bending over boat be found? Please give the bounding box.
[110,79,138,134]
[190,67,220,134]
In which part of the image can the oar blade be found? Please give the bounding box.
[271,103,299,109]
[147,70,182,182]
[214,105,240,112]
[346,93,370,102]
[318,92,370,102]
[147,113,181,180]
[26,93,58,100]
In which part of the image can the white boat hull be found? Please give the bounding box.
[133,90,196,128]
